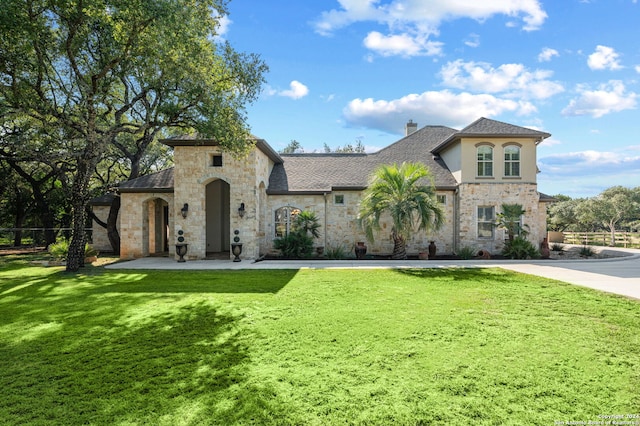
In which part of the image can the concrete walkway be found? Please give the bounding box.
[106,248,640,301]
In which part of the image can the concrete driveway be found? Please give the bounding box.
[106,248,640,301]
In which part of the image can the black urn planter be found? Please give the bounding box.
[355,242,367,259]
[175,243,188,262]
[231,243,243,262]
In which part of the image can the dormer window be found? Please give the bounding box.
[504,145,521,177]
[477,145,493,177]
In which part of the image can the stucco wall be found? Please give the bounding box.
[457,137,538,183]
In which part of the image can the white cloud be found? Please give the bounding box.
[363,31,443,57]
[538,148,640,196]
[587,45,623,70]
[539,149,640,178]
[538,47,559,62]
[635,65,640,74]
[562,80,637,118]
[314,0,547,56]
[464,33,480,48]
[279,81,309,100]
[439,60,564,100]
[343,90,536,134]
[217,15,231,36]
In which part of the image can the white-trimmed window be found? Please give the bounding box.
[437,195,446,204]
[274,206,301,238]
[334,194,345,205]
[477,145,493,177]
[504,145,521,177]
[477,206,495,239]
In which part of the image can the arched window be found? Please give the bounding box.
[504,145,521,177]
[477,145,493,177]
[274,206,301,238]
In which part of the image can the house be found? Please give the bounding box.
[92,117,552,260]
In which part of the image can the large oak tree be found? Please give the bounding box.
[0,0,267,271]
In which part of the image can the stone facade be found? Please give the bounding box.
[456,182,544,253]
[119,193,173,259]
[265,189,457,257]
[168,145,271,260]
[113,118,553,261]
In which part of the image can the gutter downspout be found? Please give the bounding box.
[323,192,328,250]
[453,187,459,253]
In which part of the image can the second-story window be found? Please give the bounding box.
[477,145,493,177]
[504,145,520,177]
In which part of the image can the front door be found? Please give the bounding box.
[205,179,230,254]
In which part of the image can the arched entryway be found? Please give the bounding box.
[142,197,169,256]
[205,179,230,256]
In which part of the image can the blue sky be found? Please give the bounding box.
[222,0,640,198]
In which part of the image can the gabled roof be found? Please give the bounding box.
[432,117,551,153]
[268,125,459,194]
[160,134,283,164]
[118,168,174,193]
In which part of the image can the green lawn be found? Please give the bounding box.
[1,259,639,425]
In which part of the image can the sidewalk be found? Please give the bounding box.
[106,249,640,300]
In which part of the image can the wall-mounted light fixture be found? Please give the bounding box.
[238,202,245,218]
[180,203,189,219]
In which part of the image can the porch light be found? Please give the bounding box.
[180,203,189,219]
[238,202,245,218]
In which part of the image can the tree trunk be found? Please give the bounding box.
[391,232,407,260]
[66,154,97,272]
[13,186,26,246]
[67,198,87,272]
[609,223,616,247]
[107,195,121,254]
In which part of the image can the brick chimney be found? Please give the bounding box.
[405,119,417,136]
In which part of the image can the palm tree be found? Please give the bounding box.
[358,162,444,259]
[495,203,528,242]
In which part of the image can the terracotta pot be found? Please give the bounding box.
[428,241,437,259]
[355,242,367,259]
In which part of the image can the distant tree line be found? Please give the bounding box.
[279,139,366,154]
[547,186,640,246]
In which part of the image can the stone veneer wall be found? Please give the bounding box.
[172,145,272,260]
[266,190,456,257]
[456,182,546,254]
[120,193,174,259]
[90,205,118,252]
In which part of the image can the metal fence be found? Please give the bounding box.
[0,228,93,247]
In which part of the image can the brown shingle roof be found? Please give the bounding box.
[118,168,174,193]
[268,125,459,193]
[433,117,551,152]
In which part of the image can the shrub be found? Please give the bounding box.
[273,232,314,258]
[324,244,348,260]
[580,246,594,257]
[457,246,476,260]
[551,243,564,252]
[48,240,98,260]
[502,236,540,259]
[273,210,321,259]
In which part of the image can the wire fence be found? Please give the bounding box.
[0,228,94,248]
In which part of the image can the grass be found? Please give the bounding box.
[1,257,639,425]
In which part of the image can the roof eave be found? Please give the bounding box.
[118,188,174,194]
[432,132,551,153]
[160,136,283,164]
